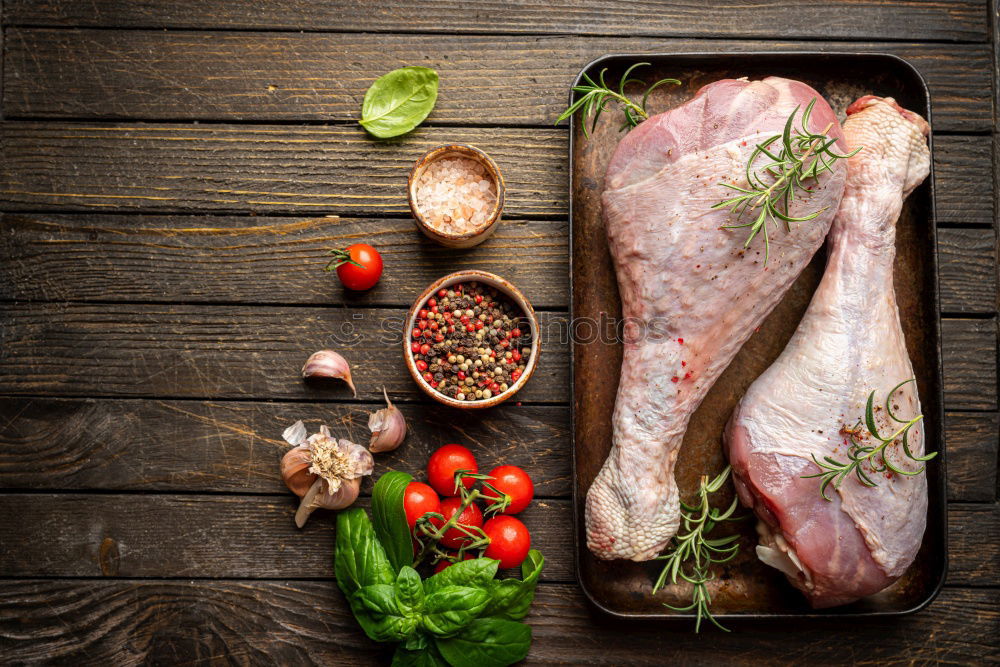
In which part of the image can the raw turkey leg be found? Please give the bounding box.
[724,96,932,608]
[586,78,848,561]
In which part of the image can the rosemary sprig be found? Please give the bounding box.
[653,465,743,632]
[803,379,937,501]
[556,62,680,138]
[713,98,861,265]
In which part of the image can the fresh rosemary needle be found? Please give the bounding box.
[713,98,861,265]
[653,465,743,632]
[803,379,937,501]
[556,62,680,138]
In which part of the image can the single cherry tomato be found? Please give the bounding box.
[483,516,530,568]
[403,482,440,530]
[485,465,534,514]
[433,552,475,573]
[326,243,383,291]
[427,444,478,496]
[434,497,484,549]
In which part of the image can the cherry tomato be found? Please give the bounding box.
[434,497,483,549]
[433,552,475,573]
[483,516,531,568]
[403,482,440,530]
[486,465,534,514]
[327,243,383,291]
[427,444,478,496]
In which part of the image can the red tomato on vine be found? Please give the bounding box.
[326,243,383,290]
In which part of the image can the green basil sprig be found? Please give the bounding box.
[359,66,439,139]
[334,504,544,667]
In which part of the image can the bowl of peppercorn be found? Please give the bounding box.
[404,270,539,409]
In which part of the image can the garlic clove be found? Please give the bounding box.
[281,445,316,497]
[368,387,407,453]
[282,420,308,446]
[342,439,375,477]
[301,350,357,397]
[294,476,362,528]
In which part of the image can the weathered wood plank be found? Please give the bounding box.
[2,29,991,132]
[946,503,1000,587]
[938,227,998,314]
[0,494,991,587]
[1,397,992,503]
[0,214,569,308]
[0,125,985,224]
[2,212,989,314]
[0,494,574,580]
[934,135,995,226]
[0,581,995,665]
[0,303,569,402]
[0,398,571,496]
[944,411,999,502]
[0,123,566,217]
[2,0,986,41]
[941,317,998,410]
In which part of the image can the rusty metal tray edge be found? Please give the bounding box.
[567,52,947,621]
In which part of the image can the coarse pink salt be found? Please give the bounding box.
[414,157,498,236]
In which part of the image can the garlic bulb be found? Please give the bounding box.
[280,420,373,527]
[368,387,407,453]
[301,350,357,397]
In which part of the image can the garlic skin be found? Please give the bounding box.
[280,420,373,527]
[368,387,407,453]
[301,350,357,397]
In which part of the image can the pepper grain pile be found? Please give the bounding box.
[410,281,532,401]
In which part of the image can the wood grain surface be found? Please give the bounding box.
[0,1,997,663]
[3,0,986,41]
[2,30,991,132]
[0,126,987,224]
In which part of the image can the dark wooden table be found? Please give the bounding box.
[1,2,997,664]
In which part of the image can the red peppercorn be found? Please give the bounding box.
[490,382,500,393]
[416,360,428,372]
[438,289,447,298]
[422,330,433,339]
[460,315,469,324]
[511,328,521,338]
[512,370,522,381]
[475,295,483,304]
[429,381,438,388]
[435,333,444,342]
[489,349,495,357]
[420,343,431,355]
[412,328,421,339]
[457,371,466,380]
[448,325,456,333]
[466,324,475,332]
[512,350,521,362]
[418,320,429,330]
[411,342,421,353]
[419,309,428,319]
[500,340,509,348]
[431,305,439,314]
[423,372,434,382]
[430,321,439,331]
[475,321,484,330]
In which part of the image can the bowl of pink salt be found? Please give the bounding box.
[408,144,505,248]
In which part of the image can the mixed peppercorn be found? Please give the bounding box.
[409,281,532,402]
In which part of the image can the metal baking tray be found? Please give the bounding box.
[569,53,946,620]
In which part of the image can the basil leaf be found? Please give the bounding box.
[482,549,544,620]
[335,508,395,598]
[359,66,439,139]
[393,642,449,667]
[434,618,532,667]
[373,470,415,572]
[403,631,429,652]
[395,565,425,614]
[423,557,498,596]
[352,584,419,642]
[420,585,490,637]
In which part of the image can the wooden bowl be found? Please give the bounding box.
[407,144,505,248]
[404,270,539,409]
